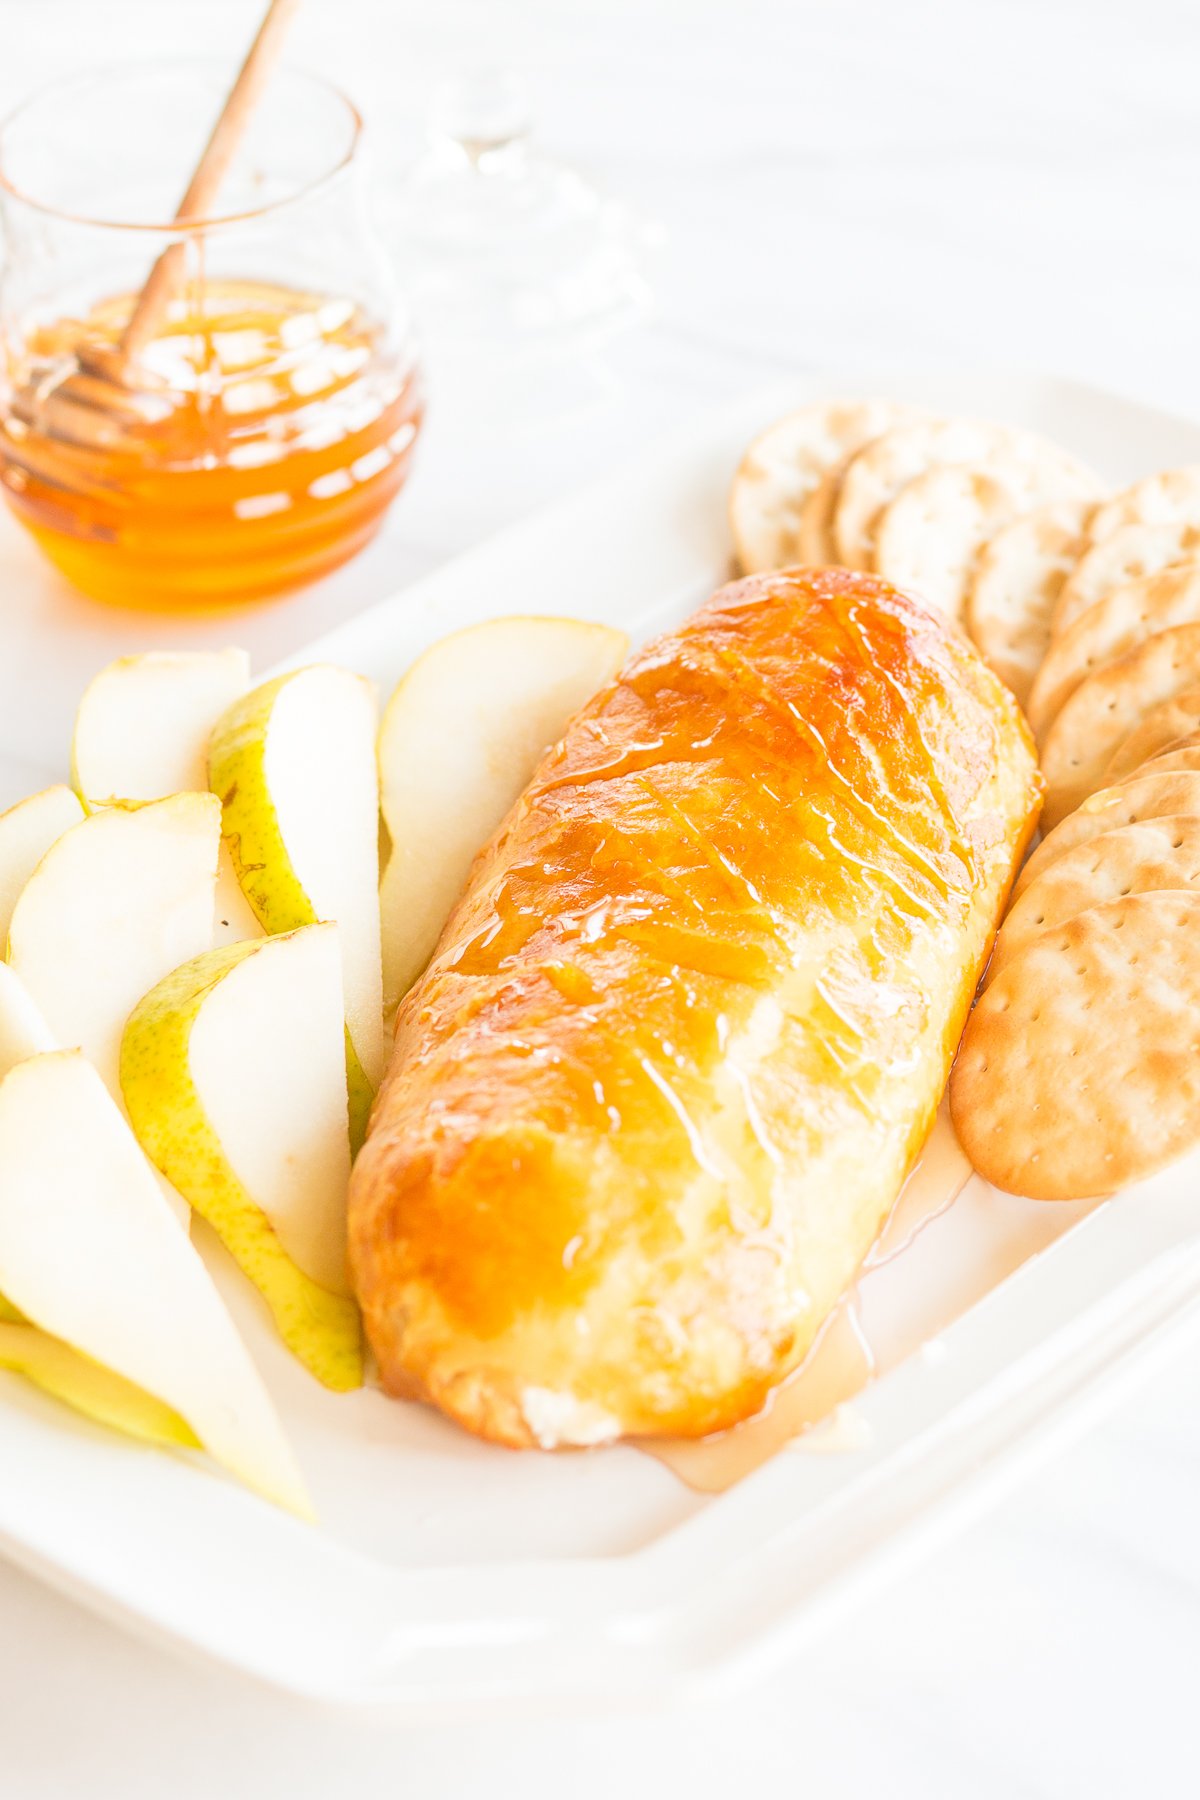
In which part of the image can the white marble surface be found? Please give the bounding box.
[1,0,1199,1792]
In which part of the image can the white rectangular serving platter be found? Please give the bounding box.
[4,369,1200,1714]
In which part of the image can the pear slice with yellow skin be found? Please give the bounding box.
[0,1051,311,1516]
[0,786,85,946]
[70,651,260,948]
[208,666,383,1151]
[378,616,629,1012]
[121,926,362,1391]
[0,1322,199,1451]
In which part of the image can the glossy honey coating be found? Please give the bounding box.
[349,570,1041,1448]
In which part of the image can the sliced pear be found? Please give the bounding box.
[0,956,190,1235]
[121,925,361,1391]
[212,848,264,947]
[0,1052,310,1515]
[0,786,85,946]
[0,962,56,1073]
[208,666,382,1148]
[378,616,628,1009]
[71,651,259,947]
[0,969,195,1444]
[0,1323,199,1451]
[7,793,220,1099]
[72,650,251,806]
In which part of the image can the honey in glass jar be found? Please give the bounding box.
[0,62,423,608]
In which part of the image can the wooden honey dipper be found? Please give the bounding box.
[11,0,300,453]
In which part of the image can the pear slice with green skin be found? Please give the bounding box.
[0,1322,199,1451]
[0,1051,311,1517]
[378,616,629,1012]
[343,1033,374,1156]
[121,926,362,1392]
[0,786,85,946]
[70,651,260,948]
[208,666,383,1152]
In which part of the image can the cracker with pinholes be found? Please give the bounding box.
[872,466,1023,619]
[1054,523,1200,637]
[1027,565,1200,741]
[951,893,1200,1199]
[966,499,1094,705]
[1104,687,1200,784]
[795,462,846,564]
[1132,735,1200,779]
[1012,769,1200,899]
[1087,468,1200,544]
[985,815,1200,987]
[1039,624,1200,827]
[832,418,1101,572]
[729,400,925,574]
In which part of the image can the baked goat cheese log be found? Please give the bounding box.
[349,569,1041,1448]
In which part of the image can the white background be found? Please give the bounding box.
[1,1,1199,1793]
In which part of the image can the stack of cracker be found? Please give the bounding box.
[951,467,1200,1197]
[730,413,1200,1200]
[729,402,1103,625]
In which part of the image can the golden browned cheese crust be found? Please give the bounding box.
[349,570,1041,1448]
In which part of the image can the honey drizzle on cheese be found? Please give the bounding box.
[638,1106,1101,1494]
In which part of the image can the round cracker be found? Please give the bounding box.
[965,499,1094,706]
[1133,734,1200,779]
[833,419,1101,572]
[951,893,1200,1199]
[1104,686,1200,784]
[872,465,1025,618]
[1012,769,1200,899]
[1087,468,1200,545]
[986,815,1200,986]
[795,462,845,564]
[729,399,922,573]
[1053,522,1200,637]
[1039,624,1200,828]
[1027,564,1200,741]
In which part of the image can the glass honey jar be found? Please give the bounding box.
[0,61,423,608]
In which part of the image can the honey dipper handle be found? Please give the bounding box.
[118,0,302,366]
